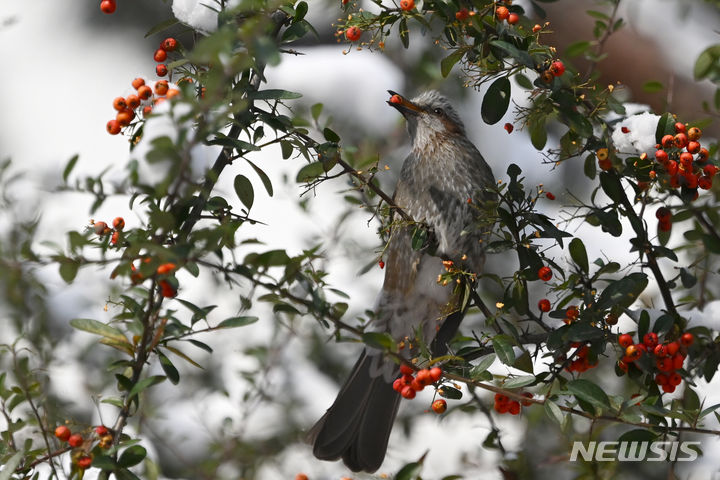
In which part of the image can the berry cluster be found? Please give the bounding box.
[493,392,532,415]
[392,364,443,399]
[564,342,598,373]
[153,37,179,78]
[92,217,125,245]
[106,77,180,136]
[653,124,716,195]
[54,425,113,470]
[617,331,694,393]
[495,6,519,25]
[128,259,178,298]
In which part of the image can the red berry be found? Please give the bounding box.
[703,164,718,177]
[666,160,678,176]
[687,126,702,140]
[504,123,514,134]
[399,0,415,11]
[159,279,177,298]
[621,126,630,134]
[345,26,362,42]
[674,122,687,134]
[507,12,520,24]
[95,425,109,436]
[545,192,555,200]
[508,400,521,415]
[521,392,533,407]
[669,372,682,386]
[393,378,404,392]
[538,266,552,281]
[655,149,668,163]
[125,94,140,110]
[662,384,676,393]
[154,48,168,63]
[538,298,551,312]
[624,344,641,361]
[455,8,469,21]
[687,141,701,154]
[598,157,613,171]
[432,399,447,414]
[77,455,92,469]
[155,80,169,96]
[162,38,178,52]
[656,357,673,372]
[643,332,658,349]
[674,133,689,149]
[410,378,425,391]
[106,119,121,135]
[679,151,694,167]
[400,364,414,376]
[113,96,128,111]
[655,373,668,385]
[550,61,565,77]
[617,360,629,372]
[68,433,83,448]
[653,344,667,357]
[618,334,633,349]
[495,393,510,404]
[496,6,509,20]
[666,341,679,356]
[429,366,442,382]
[661,135,674,149]
[112,217,125,230]
[416,369,431,385]
[378,260,385,269]
[295,474,309,480]
[389,94,402,104]
[494,400,509,414]
[94,221,109,235]
[54,425,71,442]
[156,64,168,77]
[110,231,120,245]
[672,353,685,370]
[655,207,671,221]
[100,0,116,14]
[699,176,713,190]
[401,385,416,399]
[681,332,694,346]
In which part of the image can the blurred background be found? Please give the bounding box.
[1,0,720,479]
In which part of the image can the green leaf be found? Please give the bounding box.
[129,375,166,399]
[395,461,422,480]
[441,49,465,77]
[311,103,323,122]
[694,45,720,80]
[642,81,664,93]
[470,354,496,379]
[118,445,147,468]
[545,400,565,426]
[492,334,516,365]
[618,429,657,443]
[411,226,428,251]
[599,171,624,203]
[234,174,254,210]
[158,351,180,385]
[503,375,535,389]
[63,154,79,182]
[565,40,591,57]
[569,238,588,273]
[399,17,409,48]
[362,332,395,351]
[323,127,340,143]
[638,310,650,340]
[70,318,127,344]
[530,118,547,150]
[294,1,308,20]
[296,162,325,183]
[680,268,697,288]
[248,89,302,100]
[584,153,596,179]
[567,379,610,410]
[59,260,79,283]
[438,386,463,399]
[144,18,179,38]
[246,160,273,197]
[652,314,674,336]
[595,273,648,310]
[481,77,511,125]
[207,134,260,152]
[217,316,258,329]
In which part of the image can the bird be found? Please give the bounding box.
[308,90,496,473]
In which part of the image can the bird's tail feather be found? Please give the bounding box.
[307,350,400,473]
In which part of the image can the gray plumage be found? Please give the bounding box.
[308,90,495,473]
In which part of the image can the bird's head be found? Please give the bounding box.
[387,90,466,145]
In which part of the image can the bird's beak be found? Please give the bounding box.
[387,90,422,116]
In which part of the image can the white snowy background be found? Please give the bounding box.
[1,0,720,479]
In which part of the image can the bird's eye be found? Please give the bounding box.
[433,108,444,116]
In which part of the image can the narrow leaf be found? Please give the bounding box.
[70,318,127,344]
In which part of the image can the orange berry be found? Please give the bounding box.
[142,105,153,116]
[532,24,542,33]
[687,126,702,141]
[55,425,71,442]
[159,279,177,298]
[94,221,109,235]
[131,77,145,90]
[110,230,120,245]
[137,85,153,100]
[295,475,309,480]
[112,217,125,230]
[687,141,701,154]
[155,80,169,96]
[661,134,674,149]
[400,0,415,11]
[507,12,519,24]
[106,119,121,135]
[112,97,127,111]
[674,122,687,134]
[100,0,116,14]
[429,366,442,382]
[166,88,181,99]
[432,398,447,414]
[154,48,168,63]
[674,133,689,149]
[125,94,140,110]
[116,109,135,127]
[455,8,469,20]
[156,262,176,275]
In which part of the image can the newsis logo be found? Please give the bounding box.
[570,441,701,462]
